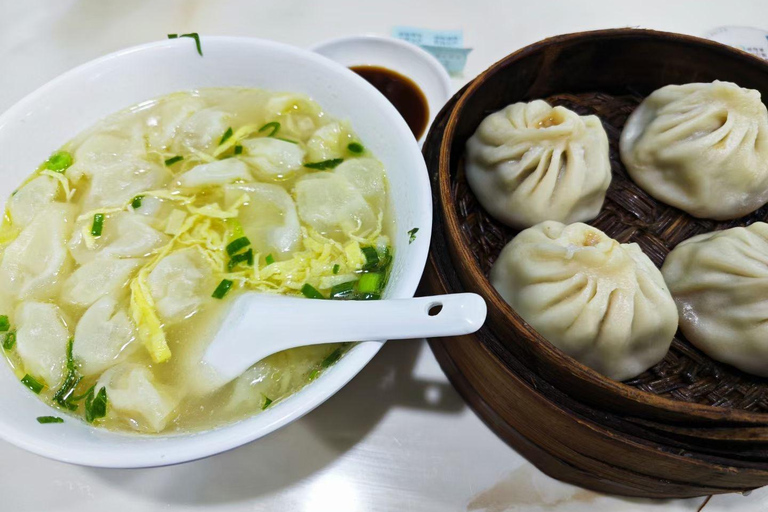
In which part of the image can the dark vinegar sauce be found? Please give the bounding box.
[350,65,429,139]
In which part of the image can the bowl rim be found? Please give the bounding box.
[0,36,433,467]
[437,27,768,423]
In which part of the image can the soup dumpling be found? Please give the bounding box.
[661,223,768,376]
[306,121,351,162]
[147,248,214,323]
[176,159,252,188]
[241,138,305,181]
[466,100,611,229]
[61,257,143,307]
[620,81,768,220]
[295,172,379,239]
[225,183,302,259]
[0,203,75,300]
[97,363,180,432]
[334,158,387,211]
[145,95,206,150]
[8,175,60,228]
[491,221,678,380]
[173,108,231,153]
[66,132,145,182]
[15,301,70,388]
[69,212,169,265]
[74,297,137,376]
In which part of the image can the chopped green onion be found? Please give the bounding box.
[85,386,108,423]
[361,246,379,270]
[301,283,324,299]
[3,330,16,351]
[226,236,251,256]
[37,416,64,424]
[212,279,234,299]
[70,384,95,403]
[234,144,243,155]
[262,394,273,410]
[46,151,73,172]
[219,127,234,146]
[308,369,319,381]
[168,33,203,56]
[91,213,104,237]
[304,158,344,170]
[228,249,254,270]
[332,264,340,275]
[329,280,356,299]
[321,347,344,368]
[265,254,275,265]
[358,272,382,294]
[164,155,183,166]
[21,375,43,394]
[347,142,364,154]
[277,137,298,144]
[258,122,281,137]
[0,315,9,332]
[131,195,144,209]
[408,227,419,244]
[53,338,82,411]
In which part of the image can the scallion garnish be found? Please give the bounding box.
[212,279,234,299]
[329,280,356,299]
[168,33,203,56]
[258,122,281,137]
[164,155,183,166]
[347,142,364,154]
[84,386,108,423]
[234,144,243,155]
[332,264,340,275]
[277,138,298,144]
[228,249,254,270]
[308,369,319,381]
[3,330,16,351]
[219,127,234,146]
[53,338,82,411]
[226,236,251,256]
[408,227,419,244]
[357,272,382,294]
[37,416,64,424]
[0,315,9,332]
[321,347,344,368]
[46,151,73,172]
[304,158,344,170]
[262,395,273,410]
[301,283,324,299]
[21,374,43,394]
[361,246,379,270]
[131,195,144,209]
[265,254,275,266]
[91,213,104,237]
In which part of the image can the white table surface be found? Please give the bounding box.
[2,1,768,511]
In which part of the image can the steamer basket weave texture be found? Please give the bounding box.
[423,28,768,498]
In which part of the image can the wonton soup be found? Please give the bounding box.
[0,88,393,433]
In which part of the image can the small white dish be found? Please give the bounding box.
[311,35,453,143]
[0,36,432,468]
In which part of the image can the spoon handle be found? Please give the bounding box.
[204,293,487,382]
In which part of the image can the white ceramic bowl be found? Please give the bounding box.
[311,35,453,144]
[0,37,432,467]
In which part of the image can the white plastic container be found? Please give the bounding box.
[312,35,453,144]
